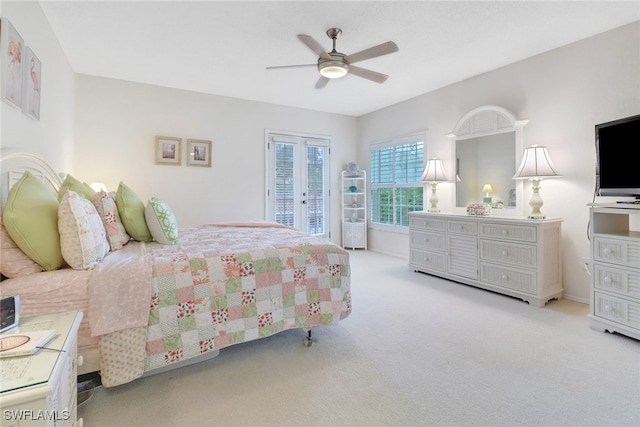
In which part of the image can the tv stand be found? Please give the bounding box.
[588,205,640,340]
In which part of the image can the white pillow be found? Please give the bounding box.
[92,191,130,250]
[58,191,109,270]
[145,197,178,245]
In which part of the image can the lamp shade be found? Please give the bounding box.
[90,182,108,192]
[481,184,494,194]
[513,145,561,179]
[420,158,449,182]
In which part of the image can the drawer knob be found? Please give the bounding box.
[603,248,611,255]
[603,276,611,284]
[502,230,508,235]
[501,250,507,257]
[501,274,508,281]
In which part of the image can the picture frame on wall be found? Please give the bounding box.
[155,136,182,165]
[23,47,41,120]
[187,139,212,167]
[1,19,24,109]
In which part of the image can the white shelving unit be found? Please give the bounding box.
[588,204,640,340]
[342,170,367,250]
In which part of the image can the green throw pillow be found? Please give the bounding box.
[145,197,178,245]
[115,182,153,242]
[58,174,96,202]
[3,171,63,271]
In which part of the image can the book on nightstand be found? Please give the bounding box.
[0,329,56,358]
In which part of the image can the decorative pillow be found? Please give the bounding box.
[92,191,130,250]
[145,197,179,245]
[2,171,63,271]
[58,174,96,202]
[58,191,109,270]
[115,182,153,242]
[0,218,43,278]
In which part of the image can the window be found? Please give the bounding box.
[370,134,425,230]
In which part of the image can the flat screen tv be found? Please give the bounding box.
[595,114,640,198]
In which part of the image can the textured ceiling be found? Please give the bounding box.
[39,1,640,116]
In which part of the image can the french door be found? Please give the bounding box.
[265,132,331,238]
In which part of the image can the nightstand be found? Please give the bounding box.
[0,310,83,427]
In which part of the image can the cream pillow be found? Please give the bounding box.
[0,218,43,278]
[115,182,153,242]
[58,174,96,202]
[3,171,63,271]
[145,197,179,245]
[58,191,109,270]
[92,191,130,250]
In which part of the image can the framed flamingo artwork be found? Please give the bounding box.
[23,46,41,120]
[0,19,24,109]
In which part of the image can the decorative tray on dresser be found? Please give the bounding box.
[409,211,563,307]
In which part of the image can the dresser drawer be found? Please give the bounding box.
[593,291,640,329]
[410,231,445,251]
[593,236,640,268]
[593,263,640,299]
[480,262,537,294]
[447,220,477,236]
[409,215,445,232]
[410,248,446,272]
[479,222,537,243]
[480,240,537,269]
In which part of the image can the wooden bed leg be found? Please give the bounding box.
[304,328,312,347]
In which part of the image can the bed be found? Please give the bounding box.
[0,153,352,387]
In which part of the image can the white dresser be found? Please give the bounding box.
[409,211,563,307]
[0,311,83,427]
[588,205,640,340]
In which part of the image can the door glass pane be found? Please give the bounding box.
[306,145,326,236]
[275,142,295,227]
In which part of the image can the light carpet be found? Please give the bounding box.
[78,250,639,427]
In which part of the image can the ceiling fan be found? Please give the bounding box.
[266,28,399,89]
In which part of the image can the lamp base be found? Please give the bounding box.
[527,179,545,219]
[428,182,440,213]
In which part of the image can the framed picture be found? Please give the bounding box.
[155,136,182,165]
[23,47,41,120]
[187,139,212,167]
[1,19,24,109]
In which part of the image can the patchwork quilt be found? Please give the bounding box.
[90,224,352,387]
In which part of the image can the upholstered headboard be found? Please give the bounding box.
[0,153,63,210]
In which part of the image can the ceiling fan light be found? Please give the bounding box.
[319,61,349,78]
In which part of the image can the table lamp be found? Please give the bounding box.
[420,158,449,213]
[513,145,561,219]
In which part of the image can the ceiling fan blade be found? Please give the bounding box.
[266,64,316,70]
[298,34,332,61]
[344,41,399,64]
[315,76,330,89]
[348,65,389,84]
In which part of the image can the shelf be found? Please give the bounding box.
[342,170,367,250]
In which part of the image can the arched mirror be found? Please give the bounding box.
[448,106,529,216]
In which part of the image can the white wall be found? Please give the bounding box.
[73,75,357,244]
[358,22,640,303]
[0,1,75,172]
